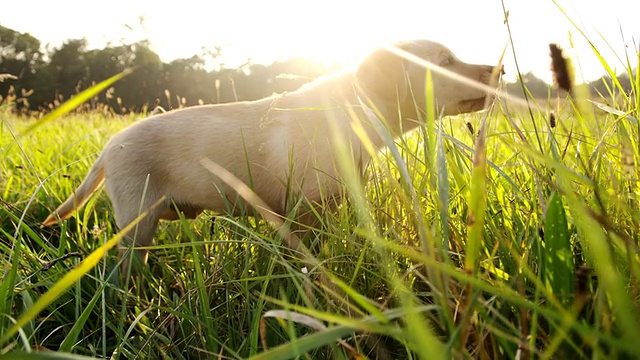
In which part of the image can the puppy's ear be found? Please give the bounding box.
[356,44,409,103]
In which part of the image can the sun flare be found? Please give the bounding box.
[147,1,412,70]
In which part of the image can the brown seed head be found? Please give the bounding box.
[466,122,475,136]
[549,43,572,93]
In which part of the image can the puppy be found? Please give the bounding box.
[43,40,500,271]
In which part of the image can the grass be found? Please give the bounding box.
[2,18,640,360]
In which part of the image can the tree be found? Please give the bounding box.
[0,25,45,109]
[504,72,550,99]
[0,25,43,69]
[47,39,89,104]
[113,42,164,111]
[590,71,635,98]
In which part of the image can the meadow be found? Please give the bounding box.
[1,32,640,360]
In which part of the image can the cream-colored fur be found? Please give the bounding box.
[43,40,498,270]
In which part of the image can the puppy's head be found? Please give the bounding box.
[356,40,499,118]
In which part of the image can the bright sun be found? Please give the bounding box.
[145,1,413,70]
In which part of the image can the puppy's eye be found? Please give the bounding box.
[440,57,453,66]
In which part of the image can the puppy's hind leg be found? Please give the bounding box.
[107,179,167,277]
[116,201,165,277]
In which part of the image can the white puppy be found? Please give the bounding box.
[43,40,499,271]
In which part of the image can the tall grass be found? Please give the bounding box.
[1,14,640,360]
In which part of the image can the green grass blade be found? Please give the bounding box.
[0,353,99,360]
[465,120,488,273]
[250,322,358,360]
[0,230,20,335]
[252,305,442,360]
[436,121,450,252]
[0,200,157,346]
[543,192,573,307]
[329,276,384,321]
[58,282,106,352]
[398,291,446,359]
[182,214,219,354]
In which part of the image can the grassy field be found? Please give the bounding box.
[2,33,640,360]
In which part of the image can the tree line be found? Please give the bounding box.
[0,25,336,113]
[0,25,633,114]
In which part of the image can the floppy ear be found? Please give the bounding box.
[356,44,409,103]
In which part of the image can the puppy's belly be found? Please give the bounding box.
[164,166,289,217]
[165,164,341,217]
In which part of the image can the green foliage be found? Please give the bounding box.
[541,192,573,307]
[2,73,640,357]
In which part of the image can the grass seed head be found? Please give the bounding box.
[466,122,475,136]
[549,43,572,93]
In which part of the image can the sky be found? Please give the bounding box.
[1,0,638,83]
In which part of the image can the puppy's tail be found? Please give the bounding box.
[42,154,106,227]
